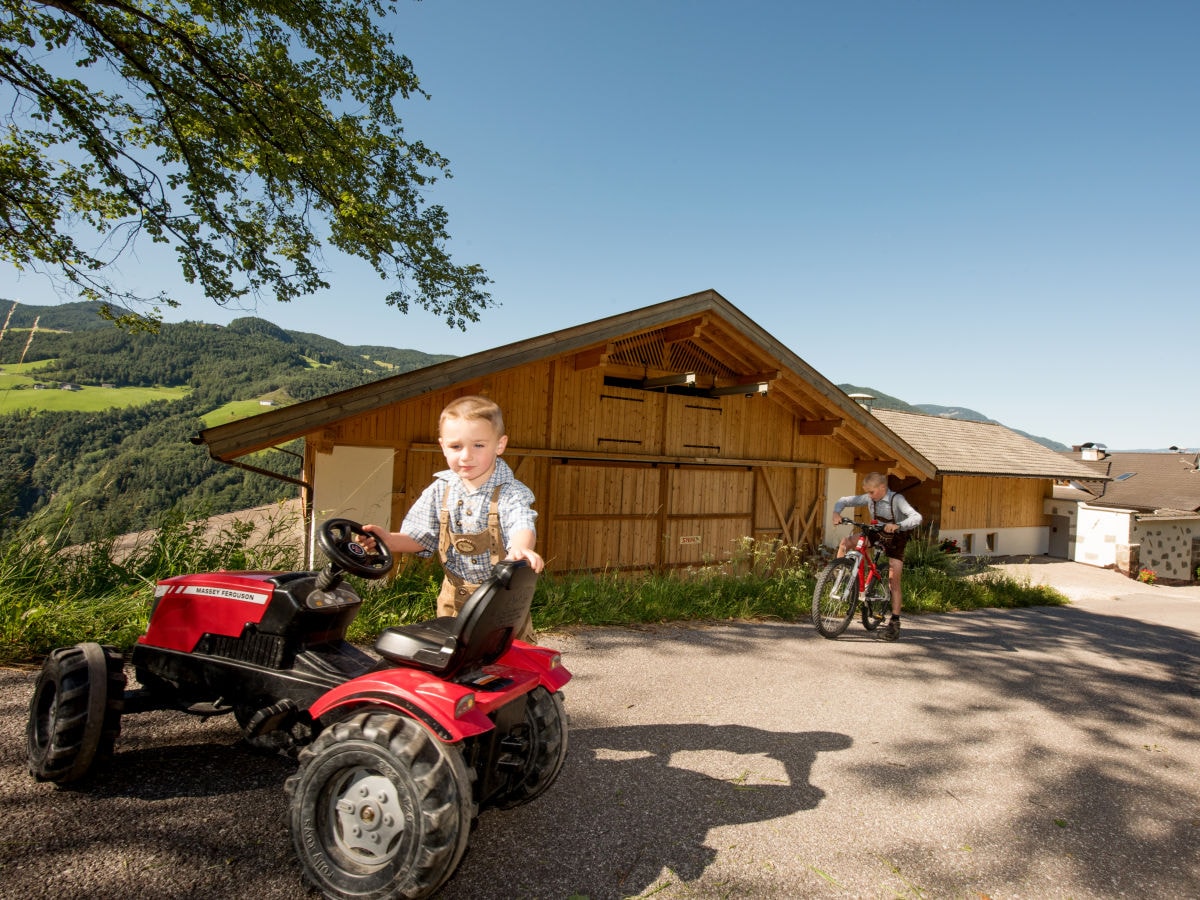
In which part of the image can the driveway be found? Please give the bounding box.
[1,560,1197,898]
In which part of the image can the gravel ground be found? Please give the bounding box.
[1,560,1198,899]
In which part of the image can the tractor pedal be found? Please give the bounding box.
[496,753,525,773]
[496,734,530,772]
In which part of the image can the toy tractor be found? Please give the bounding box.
[27,518,571,899]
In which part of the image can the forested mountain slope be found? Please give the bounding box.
[0,301,450,540]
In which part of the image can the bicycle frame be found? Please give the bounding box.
[844,529,887,598]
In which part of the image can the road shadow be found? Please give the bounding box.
[440,723,852,899]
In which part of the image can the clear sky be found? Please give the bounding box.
[4,1,1196,450]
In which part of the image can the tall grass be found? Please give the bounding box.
[0,516,1066,666]
[0,504,303,665]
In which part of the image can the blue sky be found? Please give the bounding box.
[4,1,1196,450]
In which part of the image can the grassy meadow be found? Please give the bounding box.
[0,510,1067,667]
[0,362,189,413]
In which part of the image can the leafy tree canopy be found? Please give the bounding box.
[0,0,492,330]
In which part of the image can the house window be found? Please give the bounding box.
[986,533,998,553]
[963,533,975,553]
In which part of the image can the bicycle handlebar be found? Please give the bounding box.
[836,520,888,534]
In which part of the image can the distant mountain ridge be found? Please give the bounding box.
[837,384,1070,452]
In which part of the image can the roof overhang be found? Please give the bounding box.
[196,290,935,481]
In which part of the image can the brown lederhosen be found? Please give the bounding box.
[873,502,910,561]
[436,484,534,641]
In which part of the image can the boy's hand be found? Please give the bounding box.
[507,546,545,573]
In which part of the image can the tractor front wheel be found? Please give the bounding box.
[27,643,126,783]
[286,712,473,900]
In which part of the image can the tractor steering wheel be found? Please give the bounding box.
[316,518,394,580]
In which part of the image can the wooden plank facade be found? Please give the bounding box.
[200,291,935,572]
[902,474,1053,531]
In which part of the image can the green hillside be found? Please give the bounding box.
[0,300,453,541]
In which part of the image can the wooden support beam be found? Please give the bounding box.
[854,459,897,475]
[573,345,610,371]
[796,418,842,436]
[798,498,820,548]
[661,319,703,344]
[410,443,822,469]
[756,468,794,545]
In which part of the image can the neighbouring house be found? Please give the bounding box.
[869,409,1103,558]
[59,382,81,391]
[196,290,936,571]
[1056,445,1200,582]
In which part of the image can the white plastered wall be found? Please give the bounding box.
[309,445,395,565]
[932,526,1047,557]
[824,468,859,549]
[1074,505,1132,569]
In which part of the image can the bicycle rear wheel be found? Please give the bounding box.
[812,557,857,638]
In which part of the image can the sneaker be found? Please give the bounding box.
[882,618,901,642]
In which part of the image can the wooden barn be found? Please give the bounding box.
[197,290,934,571]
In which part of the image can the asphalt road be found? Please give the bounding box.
[1,561,1197,899]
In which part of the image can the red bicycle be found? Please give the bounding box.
[812,521,891,638]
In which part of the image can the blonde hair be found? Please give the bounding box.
[861,472,887,489]
[439,395,506,437]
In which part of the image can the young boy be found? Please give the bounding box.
[362,395,543,638]
[831,472,922,642]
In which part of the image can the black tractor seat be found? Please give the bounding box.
[375,560,537,680]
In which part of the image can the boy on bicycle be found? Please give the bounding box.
[832,472,922,641]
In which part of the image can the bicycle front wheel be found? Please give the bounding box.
[812,557,857,638]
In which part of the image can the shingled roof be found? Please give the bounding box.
[871,409,1102,480]
[1069,451,1200,515]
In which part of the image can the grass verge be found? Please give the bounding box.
[0,517,1067,666]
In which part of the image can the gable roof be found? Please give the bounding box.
[1069,451,1200,514]
[871,409,1102,480]
[196,289,935,480]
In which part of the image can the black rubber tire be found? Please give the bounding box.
[27,643,126,783]
[234,701,302,756]
[493,687,569,809]
[862,576,890,631]
[286,712,473,900]
[812,557,857,638]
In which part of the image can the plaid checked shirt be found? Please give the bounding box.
[400,457,538,584]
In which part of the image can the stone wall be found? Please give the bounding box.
[1131,518,1199,582]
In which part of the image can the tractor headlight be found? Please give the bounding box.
[548,652,562,670]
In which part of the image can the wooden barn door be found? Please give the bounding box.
[662,465,754,567]
[546,461,662,571]
[546,460,754,571]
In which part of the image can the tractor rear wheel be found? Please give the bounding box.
[27,643,126,783]
[493,687,569,809]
